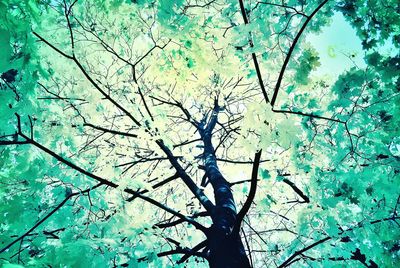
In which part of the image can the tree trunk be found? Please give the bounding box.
[207,225,250,268]
[202,129,251,267]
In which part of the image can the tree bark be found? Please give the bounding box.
[207,228,250,268]
[201,109,251,267]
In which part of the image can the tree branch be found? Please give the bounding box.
[15,114,118,188]
[0,140,30,146]
[82,123,138,138]
[282,178,309,203]
[278,215,400,267]
[156,211,209,229]
[156,139,215,213]
[233,150,262,234]
[270,0,329,106]
[177,240,208,264]
[32,32,73,60]
[126,173,180,202]
[0,183,103,254]
[157,247,208,260]
[238,0,270,104]
[11,115,207,234]
[32,31,142,127]
[124,189,207,232]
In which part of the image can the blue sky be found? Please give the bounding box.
[306,12,366,78]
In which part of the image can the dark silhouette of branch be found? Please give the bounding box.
[271,109,355,152]
[126,173,180,202]
[241,227,254,267]
[157,247,208,260]
[253,2,307,16]
[177,240,208,264]
[150,95,200,129]
[278,215,400,267]
[10,115,207,234]
[230,179,258,187]
[298,247,379,267]
[156,139,215,213]
[116,157,172,174]
[124,189,207,232]
[0,183,103,254]
[32,31,142,127]
[216,158,270,164]
[73,15,170,84]
[43,228,65,239]
[183,0,216,10]
[72,58,142,126]
[63,0,76,56]
[272,109,344,123]
[156,211,209,229]
[82,123,138,138]
[32,32,73,60]
[233,150,262,234]
[15,114,118,188]
[238,0,270,104]
[137,86,154,121]
[282,178,310,203]
[37,82,86,101]
[270,0,329,107]
[0,140,29,145]
[199,100,237,218]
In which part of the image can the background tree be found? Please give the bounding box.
[0,0,399,267]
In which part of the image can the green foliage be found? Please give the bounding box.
[0,0,399,267]
[294,47,321,85]
[336,0,400,50]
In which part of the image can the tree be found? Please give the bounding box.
[0,0,399,267]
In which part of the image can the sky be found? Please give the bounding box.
[306,12,366,78]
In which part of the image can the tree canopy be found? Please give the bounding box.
[0,0,399,267]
